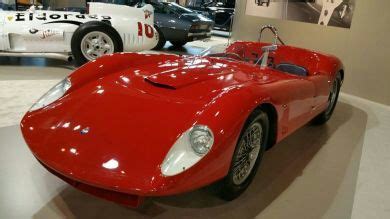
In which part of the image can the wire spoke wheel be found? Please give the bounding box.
[232,123,263,185]
[311,73,341,125]
[216,110,268,201]
[81,31,114,61]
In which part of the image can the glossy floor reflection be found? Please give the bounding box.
[0,98,368,219]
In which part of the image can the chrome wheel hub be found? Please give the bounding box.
[326,80,338,115]
[249,151,256,160]
[232,123,263,185]
[81,31,114,61]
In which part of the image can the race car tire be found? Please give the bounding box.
[170,41,187,48]
[312,72,342,125]
[216,109,269,201]
[71,21,123,67]
[152,26,166,50]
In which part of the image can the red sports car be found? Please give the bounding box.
[21,26,344,207]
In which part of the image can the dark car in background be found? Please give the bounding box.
[0,1,15,10]
[186,0,235,32]
[87,0,214,49]
[55,7,87,13]
[145,1,214,49]
[148,1,214,49]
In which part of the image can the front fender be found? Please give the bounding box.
[172,83,274,190]
[68,53,159,92]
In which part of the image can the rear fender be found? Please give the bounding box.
[316,55,344,82]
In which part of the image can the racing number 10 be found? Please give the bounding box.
[137,22,154,38]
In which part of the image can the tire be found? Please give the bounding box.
[217,109,269,201]
[312,72,342,125]
[170,40,187,48]
[152,26,166,50]
[71,21,123,67]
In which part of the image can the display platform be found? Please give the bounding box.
[1,92,389,218]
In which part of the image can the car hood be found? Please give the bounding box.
[68,53,267,93]
[144,56,245,89]
[21,53,274,194]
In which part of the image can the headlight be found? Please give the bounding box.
[189,125,214,155]
[161,125,214,176]
[29,78,71,112]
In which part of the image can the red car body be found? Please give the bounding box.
[21,41,343,207]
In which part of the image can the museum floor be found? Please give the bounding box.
[0,37,389,219]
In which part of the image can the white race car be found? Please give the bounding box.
[0,2,159,66]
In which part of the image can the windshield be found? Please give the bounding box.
[186,0,235,8]
[200,44,229,57]
[148,1,195,15]
[201,43,265,64]
[201,44,248,62]
[164,2,193,14]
